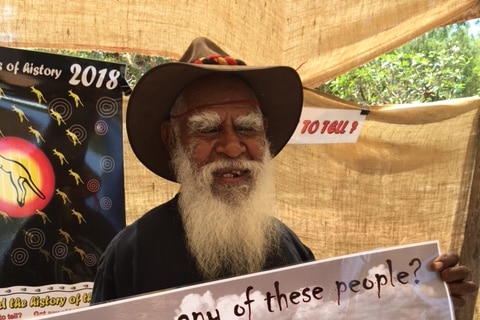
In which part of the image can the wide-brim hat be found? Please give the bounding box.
[126,37,304,182]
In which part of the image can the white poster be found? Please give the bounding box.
[288,107,367,144]
[32,241,453,320]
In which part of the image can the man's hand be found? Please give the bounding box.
[430,253,478,308]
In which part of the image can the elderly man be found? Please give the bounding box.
[91,38,476,306]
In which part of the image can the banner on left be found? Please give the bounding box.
[0,47,127,318]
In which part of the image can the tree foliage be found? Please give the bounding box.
[316,21,480,106]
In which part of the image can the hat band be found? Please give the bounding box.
[193,54,246,66]
[170,99,260,119]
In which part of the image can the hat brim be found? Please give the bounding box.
[126,63,303,182]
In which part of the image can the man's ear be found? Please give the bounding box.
[160,121,176,154]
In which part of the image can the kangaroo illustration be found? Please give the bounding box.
[49,109,66,126]
[65,129,82,146]
[68,169,84,185]
[61,266,74,281]
[0,154,46,207]
[74,246,87,261]
[30,86,47,104]
[28,126,45,143]
[38,247,52,262]
[35,209,52,224]
[55,188,71,204]
[71,208,87,224]
[12,105,29,123]
[58,228,74,244]
[0,210,12,223]
[52,149,69,165]
[68,90,84,107]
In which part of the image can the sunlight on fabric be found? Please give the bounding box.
[0,4,16,42]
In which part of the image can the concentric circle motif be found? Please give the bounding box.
[100,196,112,210]
[94,120,109,135]
[100,156,115,173]
[48,98,73,122]
[84,253,97,267]
[67,124,87,144]
[86,179,100,193]
[24,228,46,249]
[96,97,119,118]
[11,248,29,266]
[51,242,69,259]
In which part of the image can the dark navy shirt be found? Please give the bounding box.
[91,194,315,303]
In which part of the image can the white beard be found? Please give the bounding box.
[171,145,280,280]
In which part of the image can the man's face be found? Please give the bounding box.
[170,75,268,198]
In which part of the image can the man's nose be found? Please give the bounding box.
[215,127,246,158]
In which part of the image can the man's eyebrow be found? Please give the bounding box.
[187,111,221,132]
[233,112,264,130]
